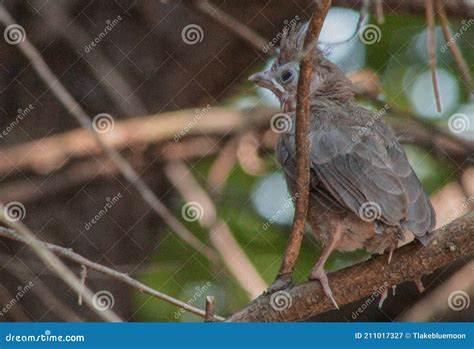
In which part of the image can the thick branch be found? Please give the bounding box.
[227,213,474,322]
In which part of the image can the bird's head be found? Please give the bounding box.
[249,24,353,112]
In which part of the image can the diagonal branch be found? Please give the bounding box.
[227,212,474,322]
[0,5,218,264]
[0,214,122,322]
[0,226,225,321]
[277,0,332,280]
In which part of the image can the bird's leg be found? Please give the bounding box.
[309,224,342,309]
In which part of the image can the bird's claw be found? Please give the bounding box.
[310,268,339,310]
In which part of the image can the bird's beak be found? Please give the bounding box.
[249,71,273,90]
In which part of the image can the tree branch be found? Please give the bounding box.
[277,0,332,280]
[0,214,122,322]
[425,0,442,113]
[0,5,218,264]
[0,226,225,321]
[227,212,474,322]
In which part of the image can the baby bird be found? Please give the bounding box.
[249,25,436,308]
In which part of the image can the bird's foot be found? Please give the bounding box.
[309,268,339,310]
[265,273,293,294]
[378,288,388,308]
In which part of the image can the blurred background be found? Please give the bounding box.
[0,0,472,322]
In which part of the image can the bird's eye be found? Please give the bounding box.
[280,70,294,84]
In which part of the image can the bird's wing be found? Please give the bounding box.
[309,126,409,225]
[277,125,435,237]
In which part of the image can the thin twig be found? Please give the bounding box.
[435,0,474,95]
[277,0,332,279]
[78,265,87,306]
[2,264,83,321]
[204,296,215,322]
[0,6,218,264]
[374,0,385,24]
[0,226,225,321]
[425,0,443,113]
[0,214,122,322]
